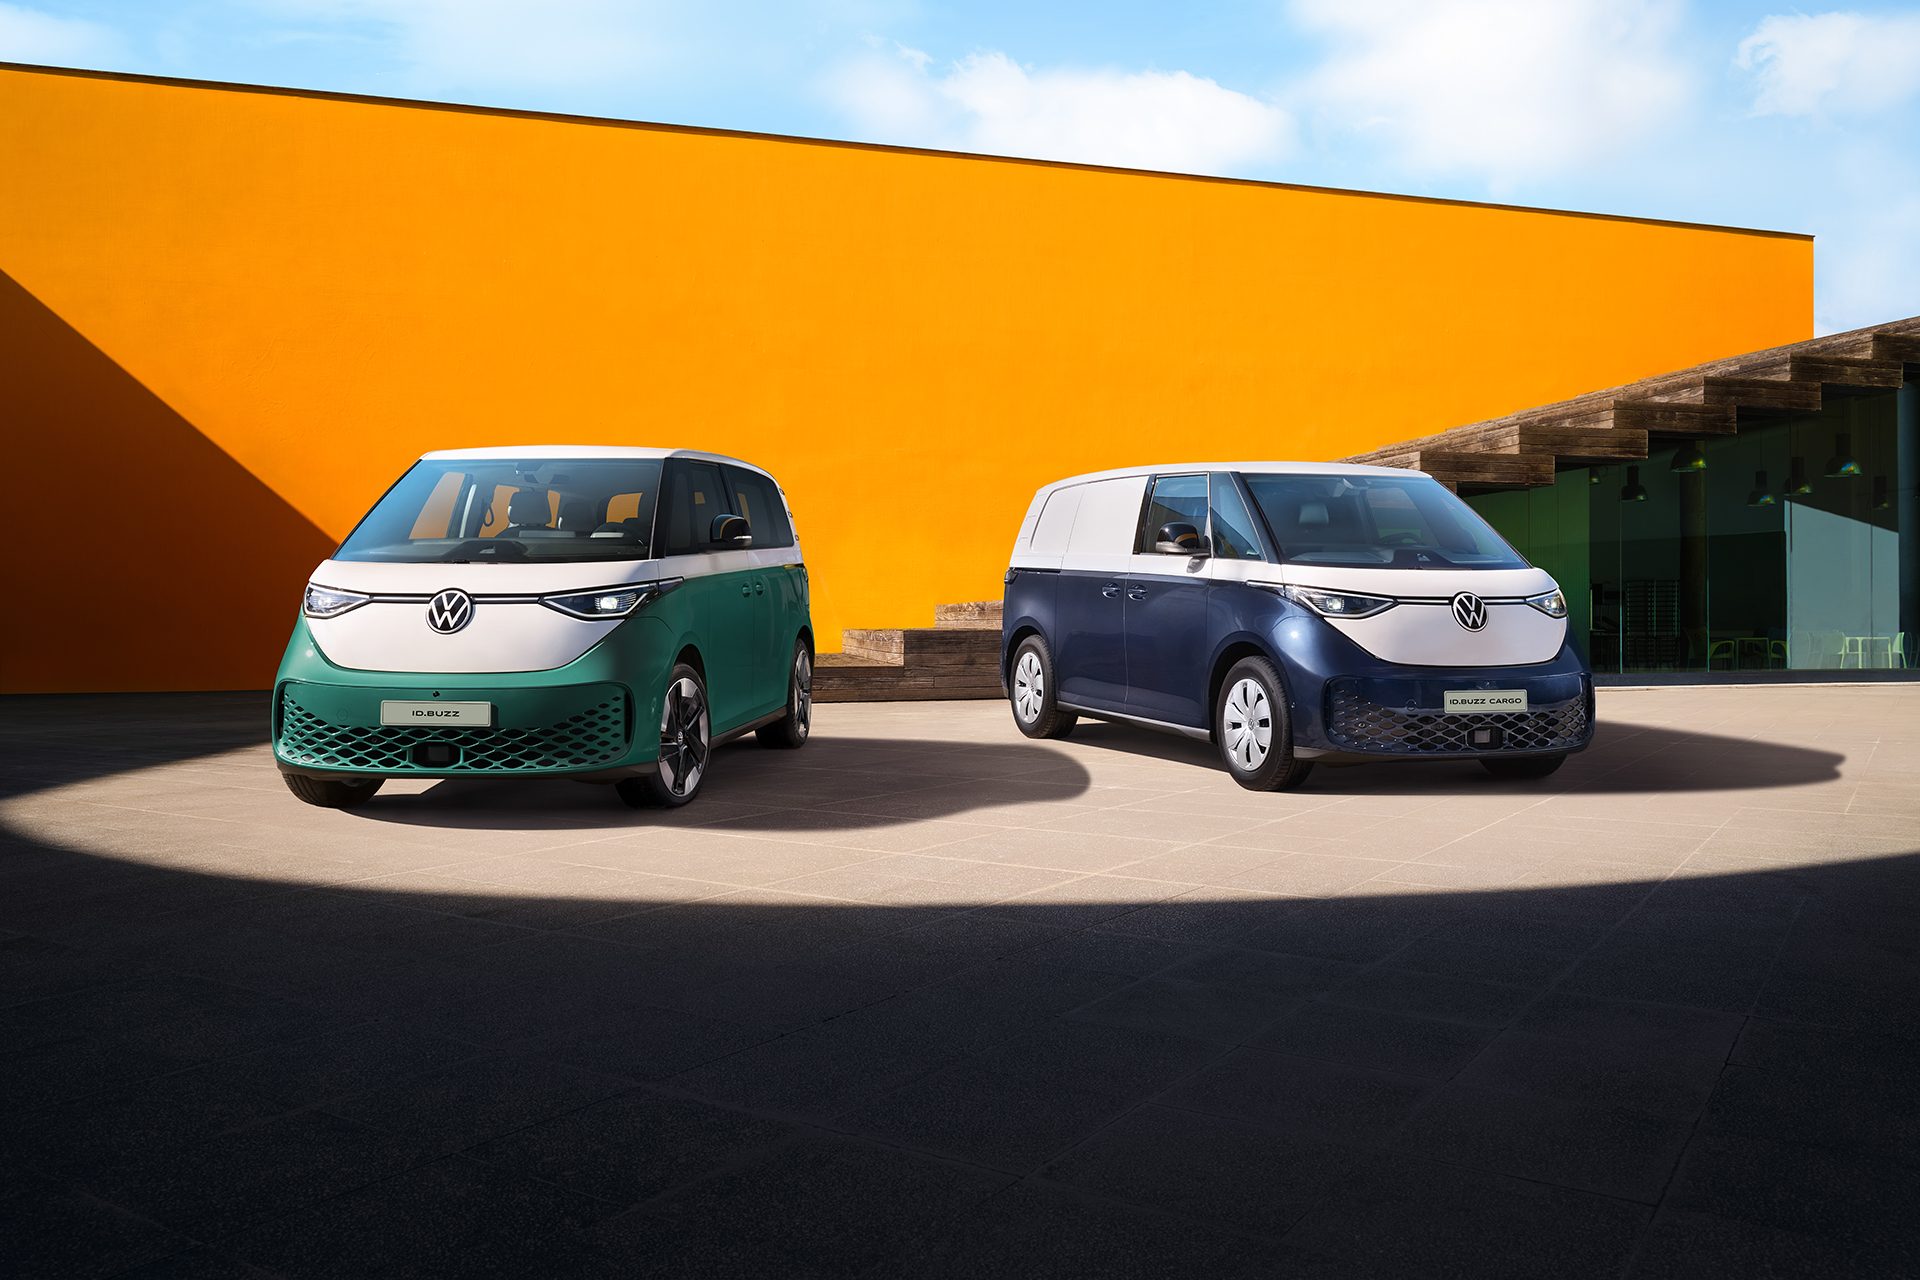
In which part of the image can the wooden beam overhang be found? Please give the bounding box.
[1344,315,1920,494]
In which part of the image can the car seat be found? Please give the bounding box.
[501,488,553,536]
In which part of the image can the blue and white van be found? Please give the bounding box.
[1000,463,1594,790]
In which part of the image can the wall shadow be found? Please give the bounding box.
[1,706,1916,1276]
[0,270,335,693]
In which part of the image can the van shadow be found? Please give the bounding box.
[1062,718,1844,795]
[2,695,1918,1277]
[353,736,1093,833]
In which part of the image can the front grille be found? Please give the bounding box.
[277,687,630,773]
[1326,682,1588,755]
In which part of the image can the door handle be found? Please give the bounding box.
[741,584,752,597]
[1100,583,1120,599]
[1127,586,1147,601]
[754,581,765,595]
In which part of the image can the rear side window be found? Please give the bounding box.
[723,466,795,549]
[1136,474,1209,552]
[1208,473,1264,561]
[659,460,730,555]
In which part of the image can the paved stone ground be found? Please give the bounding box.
[2,686,1918,1278]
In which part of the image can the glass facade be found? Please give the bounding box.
[1468,383,1918,675]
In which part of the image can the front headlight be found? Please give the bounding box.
[1525,588,1569,618]
[1273,584,1397,620]
[539,578,681,620]
[303,584,370,618]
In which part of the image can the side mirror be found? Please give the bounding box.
[1154,522,1208,556]
[710,513,753,547]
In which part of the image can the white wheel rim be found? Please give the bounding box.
[793,651,812,739]
[1223,677,1273,770]
[1013,650,1045,722]
[658,676,709,797]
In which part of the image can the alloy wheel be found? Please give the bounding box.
[658,676,710,797]
[1014,650,1045,722]
[1223,677,1272,770]
[792,650,812,740]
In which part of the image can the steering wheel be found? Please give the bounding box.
[1378,532,1423,546]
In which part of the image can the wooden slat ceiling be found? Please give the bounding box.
[1344,316,1920,492]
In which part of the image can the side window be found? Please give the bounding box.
[724,466,795,549]
[659,460,729,556]
[1135,474,1210,553]
[1208,473,1264,561]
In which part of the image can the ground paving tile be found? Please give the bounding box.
[2,685,1918,1275]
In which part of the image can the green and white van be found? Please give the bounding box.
[273,447,813,809]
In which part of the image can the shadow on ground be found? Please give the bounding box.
[1065,718,1846,796]
[0,694,1914,1278]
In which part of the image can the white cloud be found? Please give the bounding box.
[824,45,1293,176]
[254,0,667,89]
[0,2,125,65]
[1286,0,1692,184]
[1737,11,1920,117]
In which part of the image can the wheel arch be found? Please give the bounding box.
[1003,622,1047,693]
[1205,635,1290,741]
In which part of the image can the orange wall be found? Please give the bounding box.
[0,65,1814,693]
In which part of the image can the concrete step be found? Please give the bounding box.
[815,652,1003,702]
[839,627,1001,667]
[934,600,1002,629]
[817,604,1004,703]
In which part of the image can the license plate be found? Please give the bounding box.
[380,700,492,727]
[1443,690,1527,714]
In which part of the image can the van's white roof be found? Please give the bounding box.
[1039,460,1427,490]
[420,445,763,471]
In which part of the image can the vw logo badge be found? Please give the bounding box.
[426,589,474,635]
[1450,592,1488,632]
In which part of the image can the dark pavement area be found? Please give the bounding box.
[2,687,1917,1277]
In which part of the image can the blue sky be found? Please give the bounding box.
[4,1,1917,333]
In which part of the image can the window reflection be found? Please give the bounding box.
[1467,386,1914,675]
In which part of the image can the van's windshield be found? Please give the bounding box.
[1242,473,1527,570]
[334,459,664,564]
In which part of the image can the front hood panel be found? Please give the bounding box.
[304,558,654,674]
[307,559,664,596]
[1277,566,1555,600]
[1287,566,1566,667]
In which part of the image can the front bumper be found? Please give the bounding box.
[270,615,670,780]
[1276,622,1595,763]
[1311,674,1592,761]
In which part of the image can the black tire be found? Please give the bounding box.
[1214,656,1313,792]
[1008,635,1076,740]
[282,773,383,809]
[755,642,812,749]
[1481,753,1567,781]
[618,663,711,808]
